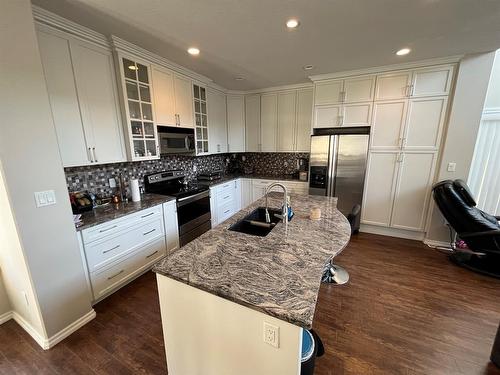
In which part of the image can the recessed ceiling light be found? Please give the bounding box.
[286,19,300,29]
[128,65,138,70]
[187,47,200,56]
[235,77,245,81]
[303,65,314,71]
[396,48,411,56]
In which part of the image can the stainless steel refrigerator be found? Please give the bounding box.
[309,127,370,231]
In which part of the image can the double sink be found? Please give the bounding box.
[228,207,282,237]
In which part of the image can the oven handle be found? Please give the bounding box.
[177,190,209,207]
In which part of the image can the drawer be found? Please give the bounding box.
[216,181,234,197]
[216,189,234,204]
[85,217,164,272]
[82,205,162,244]
[90,237,166,301]
[217,200,234,223]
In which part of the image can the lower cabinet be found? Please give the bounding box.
[79,203,179,303]
[240,178,253,209]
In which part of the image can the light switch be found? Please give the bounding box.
[109,178,117,188]
[447,162,456,172]
[34,190,57,207]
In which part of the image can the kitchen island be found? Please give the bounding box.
[153,192,351,375]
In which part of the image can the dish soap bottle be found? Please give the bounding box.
[284,196,294,221]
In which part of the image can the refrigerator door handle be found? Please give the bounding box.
[327,135,338,197]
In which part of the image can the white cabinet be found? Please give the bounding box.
[314,76,375,105]
[207,89,227,154]
[37,27,125,167]
[210,179,242,227]
[163,200,179,253]
[374,71,412,100]
[260,93,278,152]
[314,105,343,128]
[193,84,208,154]
[152,67,194,129]
[342,103,372,127]
[314,79,343,105]
[245,95,261,152]
[227,95,245,152]
[295,89,313,152]
[411,66,453,97]
[240,178,253,209]
[234,179,242,212]
[277,91,297,152]
[370,100,408,150]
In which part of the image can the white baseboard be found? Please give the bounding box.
[423,239,451,248]
[360,224,425,241]
[0,311,13,325]
[12,311,47,349]
[45,309,96,349]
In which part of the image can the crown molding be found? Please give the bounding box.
[32,5,109,48]
[309,55,463,82]
[244,82,313,95]
[110,35,214,85]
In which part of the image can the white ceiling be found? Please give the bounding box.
[33,0,500,90]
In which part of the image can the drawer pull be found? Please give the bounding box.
[99,225,117,233]
[103,245,120,254]
[107,270,124,280]
[224,209,230,214]
[143,228,156,236]
[141,212,155,219]
[146,250,159,259]
[223,195,230,200]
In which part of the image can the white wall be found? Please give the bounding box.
[0,0,93,339]
[0,271,11,318]
[426,52,496,243]
[484,50,500,110]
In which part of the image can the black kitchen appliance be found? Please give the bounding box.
[197,170,223,181]
[144,170,211,246]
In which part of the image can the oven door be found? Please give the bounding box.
[159,132,195,154]
[176,190,211,246]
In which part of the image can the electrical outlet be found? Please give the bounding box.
[263,322,279,348]
[447,162,456,172]
[109,178,117,188]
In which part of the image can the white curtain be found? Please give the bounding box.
[468,109,500,216]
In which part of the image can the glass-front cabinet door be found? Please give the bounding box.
[119,55,159,160]
[193,84,209,154]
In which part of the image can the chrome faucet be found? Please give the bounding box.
[264,183,288,224]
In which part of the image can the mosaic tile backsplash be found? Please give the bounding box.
[64,153,309,197]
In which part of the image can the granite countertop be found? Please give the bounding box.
[76,193,175,231]
[153,192,351,328]
[198,174,307,188]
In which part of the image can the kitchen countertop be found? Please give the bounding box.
[198,173,308,188]
[76,193,175,231]
[153,192,351,329]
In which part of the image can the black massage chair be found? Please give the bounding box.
[432,179,500,278]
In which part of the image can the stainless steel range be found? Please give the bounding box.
[144,170,211,247]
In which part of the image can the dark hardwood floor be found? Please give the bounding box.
[1,233,499,374]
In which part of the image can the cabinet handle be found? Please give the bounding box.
[141,212,155,219]
[92,147,98,163]
[107,269,124,280]
[224,209,230,214]
[88,147,94,163]
[223,195,230,200]
[99,225,117,233]
[146,250,159,259]
[103,245,120,254]
[143,228,156,236]
[402,137,407,148]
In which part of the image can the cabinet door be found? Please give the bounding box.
[370,100,407,150]
[375,71,412,100]
[277,91,297,151]
[411,66,453,97]
[245,95,261,152]
[71,41,126,165]
[37,31,90,167]
[193,84,208,154]
[404,97,447,151]
[314,105,342,128]
[152,67,176,126]
[391,153,436,231]
[226,95,246,152]
[342,103,372,127]
[343,76,375,103]
[207,89,227,154]
[314,80,343,105]
[241,179,253,208]
[260,93,278,152]
[174,75,194,128]
[252,184,266,201]
[163,201,179,253]
[295,88,313,152]
[233,179,242,212]
[361,152,399,226]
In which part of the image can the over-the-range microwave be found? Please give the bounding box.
[158,126,195,154]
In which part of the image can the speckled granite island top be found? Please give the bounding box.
[76,194,175,231]
[153,193,351,329]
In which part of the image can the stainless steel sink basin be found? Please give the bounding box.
[228,207,282,237]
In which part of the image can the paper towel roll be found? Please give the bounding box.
[130,179,141,202]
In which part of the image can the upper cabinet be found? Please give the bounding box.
[37,27,125,167]
[277,91,297,152]
[245,95,261,152]
[314,76,375,105]
[207,89,227,154]
[260,93,278,152]
[374,71,412,101]
[227,95,245,152]
[151,66,194,128]
[193,83,208,154]
[116,54,159,160]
